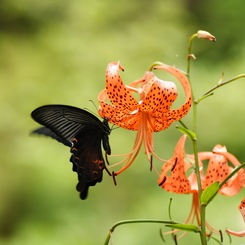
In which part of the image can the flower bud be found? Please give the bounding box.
[197,30,216,42]
[187,54,197,60]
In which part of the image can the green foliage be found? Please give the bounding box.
[0,0,244,245]
[212,237,223,245]
[176,126,197,141]
[165,224,200,233]
[201,181,219,206]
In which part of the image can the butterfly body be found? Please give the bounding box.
[31,105,111,199]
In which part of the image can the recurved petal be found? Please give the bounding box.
[203,150,230,190]
[219,169,244,196]
[214,150,245,188]
[226,198,245,237]
[149,116,174,132]
[98,100,140,130]
[98,87,131,120]
[140,72,178,114]
[98,88,108,103]
[154,65,192,122]
[239,198,245,222]
[211,145,244,196]
[105,62,138,112]
[226,229,245,237]
[158,135,191,194]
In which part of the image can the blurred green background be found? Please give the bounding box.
[0,0,245,244]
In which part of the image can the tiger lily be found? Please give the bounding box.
[200,144,245,196]
[226,198,245,237]
[158,135,245,238]
[98,62,192,176]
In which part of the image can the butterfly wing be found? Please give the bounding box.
[31,127,72,147]
[31,105,111,199]
[70,128,106,199]
[31,105,102,144]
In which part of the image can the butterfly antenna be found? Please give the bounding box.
[110,125,121,131]
[89,100,98,110]
[89,100,113,123]
[82,100,99,117]
[83,108,98,117]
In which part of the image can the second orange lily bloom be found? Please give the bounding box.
[158,134,245,237]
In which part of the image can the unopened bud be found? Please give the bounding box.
[187,54,197,60]
[197,30,216,42]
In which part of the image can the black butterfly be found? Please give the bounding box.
[31,105,111,200]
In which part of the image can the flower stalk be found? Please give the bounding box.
[186,30,217,245]
[103,30,245,244]
[103,219,183,245]
[196,74,245,103]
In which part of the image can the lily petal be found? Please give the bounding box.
[239,198,245,222]
[199,145,245,196]
[140,72,178,113]
[226,198,245,237]
[158,135,191,193]
[226,228,245,237]
[154,65,192,110]
[202,145,230,189]
[105,62,138,112]
[153,65,192,131]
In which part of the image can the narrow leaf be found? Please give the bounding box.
[176,126,197,140]
[201,181,219,206]
[165,224,200,233]
[212,237,223,245]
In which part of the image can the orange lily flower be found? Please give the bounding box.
[158,134,203,194]
[158,135,205,238]
[158,135,245,238]
[226,198,245,237]
[98,62,192,175]
[199,145,245,196]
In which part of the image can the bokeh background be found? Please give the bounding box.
[1,0,245,244]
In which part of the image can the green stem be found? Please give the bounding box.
[103,219,177,245]
[192,138,207,245]
[196,74,245,103]
[187,34,198,134]
[200,205,207,244]
[186,33,198,81]
[178,119,188,129]
[187,33,207,245]
[219,162,245,189]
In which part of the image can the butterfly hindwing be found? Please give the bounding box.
[32,127,72,147]
[31,105,111,199]
[70,128,106,199]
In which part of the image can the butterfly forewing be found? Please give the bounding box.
[31,105,102,143]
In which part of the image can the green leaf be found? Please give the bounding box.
[212,237,223,245]
[165,224,200,233]
[176,126,197,140]
[201,181,219,206]
[219,162,245,189]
